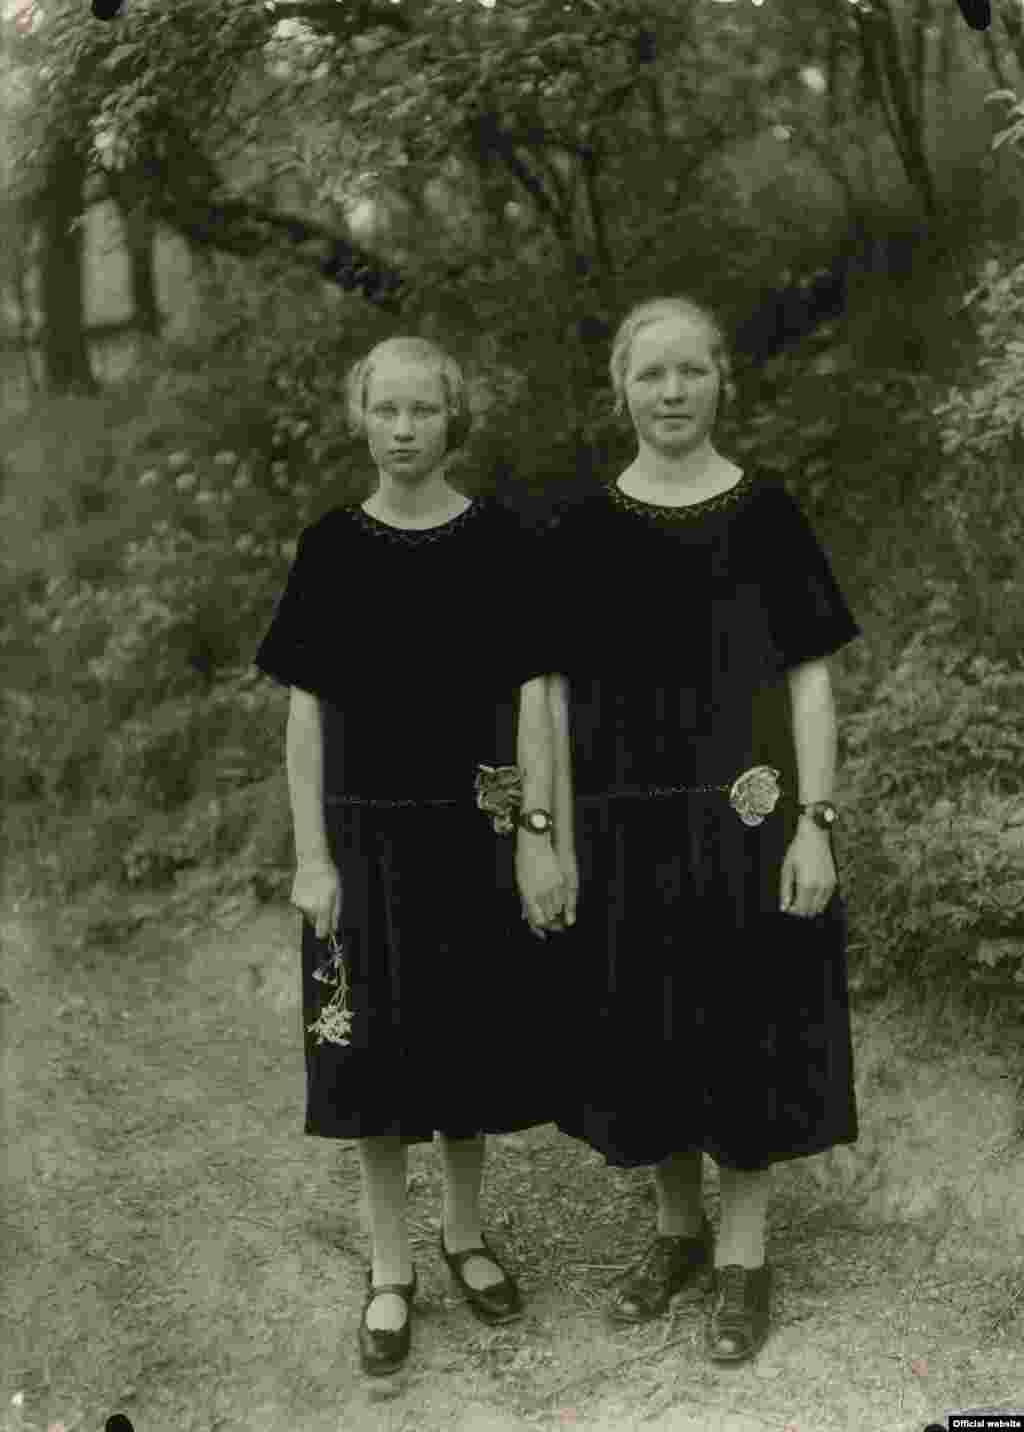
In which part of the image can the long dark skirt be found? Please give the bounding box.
[301,802,554,1143]
[555,794,859,1171]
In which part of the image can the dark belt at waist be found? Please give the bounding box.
[325,783,732,809]
[576,782,732,804]
[324,793,462,809]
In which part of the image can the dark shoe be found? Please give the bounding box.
[608,1218,713,1325]
[358,1268,417,1377]
[439,1229,523,1325]
[706,1263,772,1364]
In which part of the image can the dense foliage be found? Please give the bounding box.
[3,239,1023,1013]
[2,0,1023,1016]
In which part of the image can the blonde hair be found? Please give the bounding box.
[609,297,735,418]
[346,336,472,449]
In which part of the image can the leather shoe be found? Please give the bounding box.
[439,1229,522,1324]
[358,1268,417,1376]
[609,1218,713,1324]
[706,1263,772,1363]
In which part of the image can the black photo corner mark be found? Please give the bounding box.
[91,0,125,19]
[955,0,992,29]
[105,1415,135,1432]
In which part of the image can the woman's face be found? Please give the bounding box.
[623,316,722,457]
[364,358,450,482]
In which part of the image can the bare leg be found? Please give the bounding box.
[715,1164,770,1269]
[358,1135,412,1331]
[654,1149,705,1236]
[438,1133,504,1290]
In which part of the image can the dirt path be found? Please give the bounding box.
[3,885,1023,1432]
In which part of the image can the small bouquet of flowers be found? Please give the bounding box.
[307,932,353,1047]
[474,763,524,835]
[728,766,782,827]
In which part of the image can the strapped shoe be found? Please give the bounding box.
[706,1263,772,1363]
[358,1268,417,1377]
[439,1229,523,1324]
[608,1217,713,1325]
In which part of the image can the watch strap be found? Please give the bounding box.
[798,800,838,828]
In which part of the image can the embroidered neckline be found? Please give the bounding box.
[606,469,755,523]
[350,498,481,544]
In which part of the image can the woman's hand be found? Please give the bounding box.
[516,839,565,941]
[780,826,836,918]
[291,859,342,940]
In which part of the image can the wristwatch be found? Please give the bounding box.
[517,808,554,836]
[798,800,839,830]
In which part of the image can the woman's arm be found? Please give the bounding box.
[286,686,331,867]
[786,658,836,816]
[517,676,553,815]
[516,676,564,935]
[548,674,578,925]
[286,686,343,939]
[781,658,837,917]
[548,675,575,860]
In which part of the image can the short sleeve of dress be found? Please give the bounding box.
[490,507,564,688]
[252,523,327,698]
[534,499,603,679]
[754,482,862,669]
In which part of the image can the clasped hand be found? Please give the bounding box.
[780,826,836,919]
[517,841,577,941]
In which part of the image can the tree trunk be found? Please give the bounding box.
[113,182,161,337]
[912,0,930,133]
[35,142,96,395]
[858,3,939,219]
[9,215,39,395]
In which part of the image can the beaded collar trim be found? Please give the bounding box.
[606,468,755,524]
[350,497,481,545]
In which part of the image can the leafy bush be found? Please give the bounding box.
[933,254,1024,463]
[841,580,1024,1000]
[4,236,1023,1040]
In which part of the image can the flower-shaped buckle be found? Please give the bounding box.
[728,765,782,827]
[475,763,523,835]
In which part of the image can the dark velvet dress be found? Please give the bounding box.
[549,469,862,1171]
[254,497,555,1143]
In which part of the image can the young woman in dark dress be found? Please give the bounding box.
[547,297,862,1363]
[254,337,566,1377]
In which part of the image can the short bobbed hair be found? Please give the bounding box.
[346,336,472,450]
[609,297,735,419]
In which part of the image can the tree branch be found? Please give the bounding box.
[151,189,407,309]
[579,142,614,282]
[981,22,1011,89]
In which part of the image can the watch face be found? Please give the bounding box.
[530,812,548,830]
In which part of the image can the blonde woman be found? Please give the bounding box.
[255,337,565,1376]
[548,298,861,1363]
